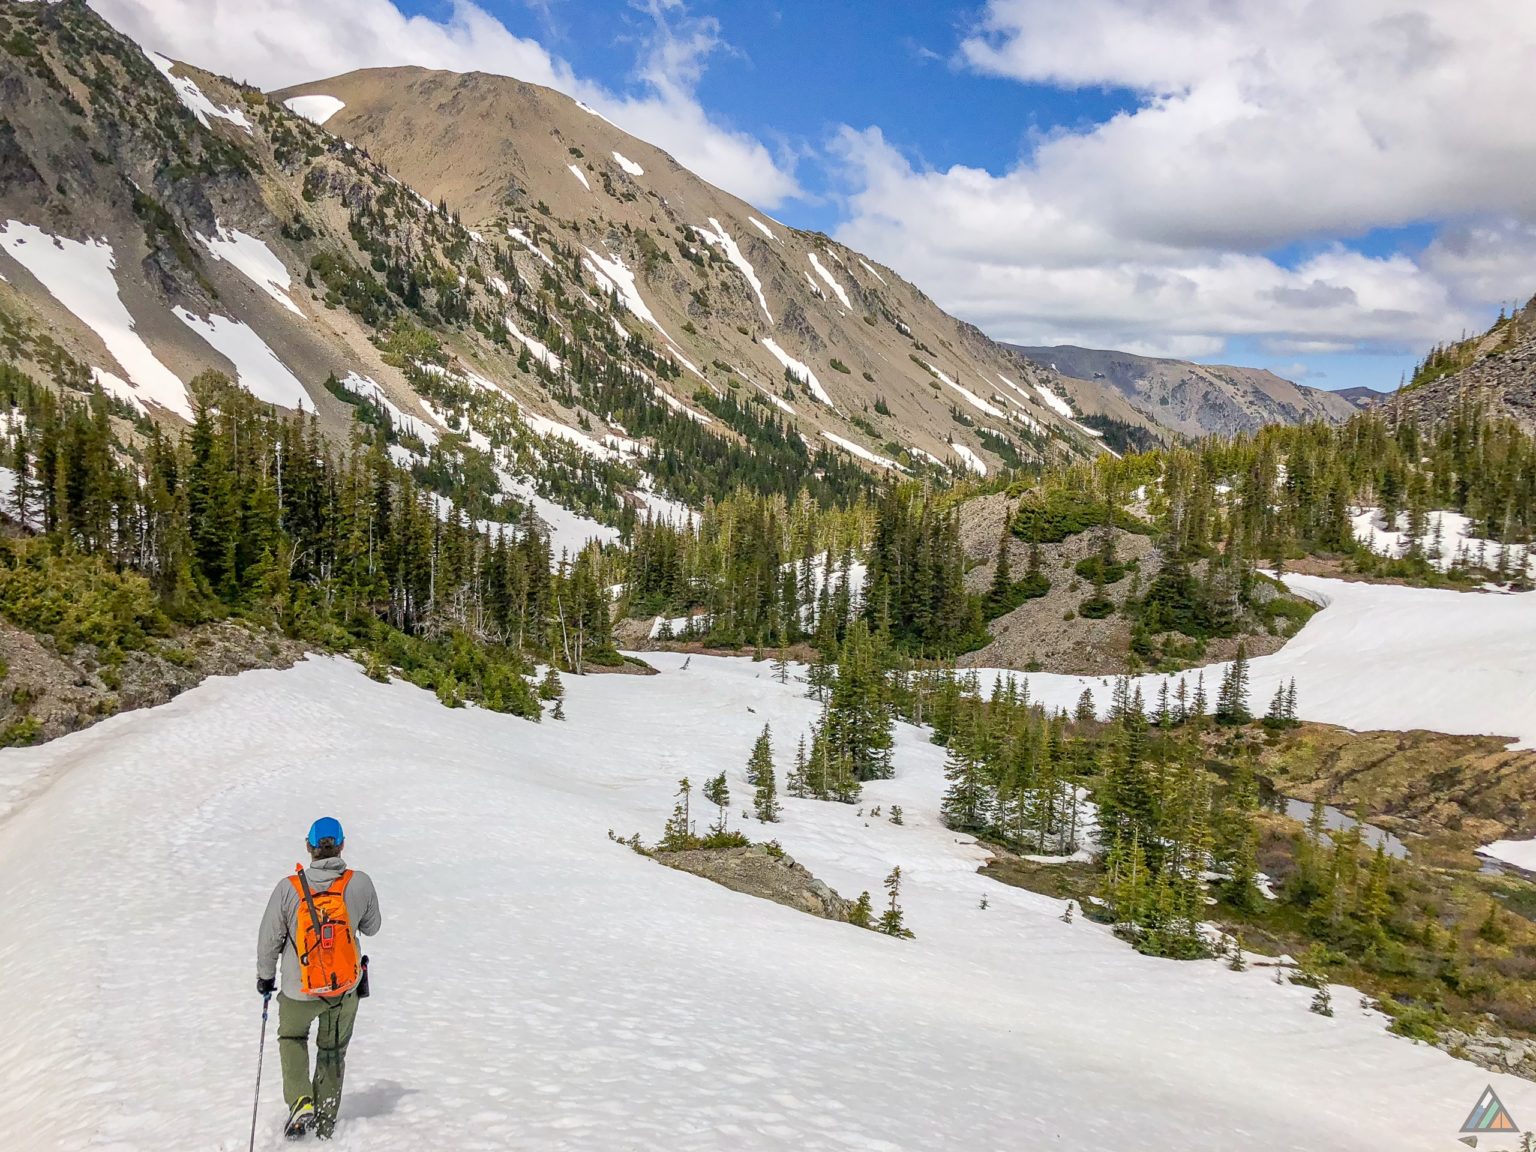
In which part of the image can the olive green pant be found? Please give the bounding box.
[277,991,359,1136]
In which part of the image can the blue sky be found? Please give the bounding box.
[108,0,1536,394]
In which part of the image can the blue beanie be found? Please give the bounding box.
[306,816,344,848]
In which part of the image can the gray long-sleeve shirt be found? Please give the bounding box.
[257,856,381,1000]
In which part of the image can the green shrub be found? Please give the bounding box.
[1012,489,1151,543]
[0,715,40,748]
[1075,555,1134,585]
[1079,597,1115,619]
[0,540,168,654]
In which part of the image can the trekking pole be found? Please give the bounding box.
[249,992,272,1152]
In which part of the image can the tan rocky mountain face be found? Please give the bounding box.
[1010,345,1358,439]
[270,65,1147,471]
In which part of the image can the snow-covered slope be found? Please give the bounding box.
[980,573,1536,749]
[1,629,1529,1149]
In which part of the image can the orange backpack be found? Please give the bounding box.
[290,865,361,998]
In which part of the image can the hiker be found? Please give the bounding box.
[257,817,382,1140]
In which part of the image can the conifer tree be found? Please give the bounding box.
[745,724,773,787]
[848,891,873,929]
[747,725,780,822]
[1215,643,1252,725]
[753,756,780,823]
[703,772,730,836]
[661,777,694,850]
[985,530,1013,618]
[877,866,914,938]
[1310,985,1333,1017]
[787,734,810,798]
[538,666,564,701]
[1264,681,1288,727]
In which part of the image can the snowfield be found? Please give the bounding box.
[951,442,987,475]
[977,574,1536,748]
[821,430,904,471]
[927,362,1006,419]
[1353,508,1536,578]
[1034,382,1075,418]
[0,645,1527,1152]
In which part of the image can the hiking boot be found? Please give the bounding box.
[284,1096,315,1140]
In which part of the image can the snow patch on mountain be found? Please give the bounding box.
[336,373,439,447]
[755,383,796,416]
[147,52,252,133]
[283,95,345,126]
[508,227,555,268]
[858,258,888,286]
[822,431,903,470]
[747,216,777,242]
[611,151,644,177]
[762,338,830,406]
[197,226,303,316]
[952,443,987,475]
[568,164,591,192]
[504,319,563,372]
[808,252,852,311]
[501,474,621,556]
[171,309,308,409]
[1480,838,1536,872]
[0,222,191,419]
[1034,382,1075,419]
[928,363,1006,419]
[582,248,702,377]
[574,99,617,127]
[694,219,771,323]
[89,368,146,415]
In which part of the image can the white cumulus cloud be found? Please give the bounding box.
[832,0,1536,370]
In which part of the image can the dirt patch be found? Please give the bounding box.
[655,844,857,922]
[0,619,306,746]
[978,846,1099,905]
[1252,723,1536,862]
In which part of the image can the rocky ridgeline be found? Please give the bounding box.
[1398,332,1536,433]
